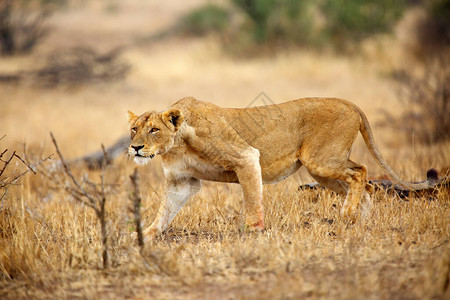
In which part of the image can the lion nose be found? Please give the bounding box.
[132,145,144,152]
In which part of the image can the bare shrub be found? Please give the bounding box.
[0,135,51,209]
[0,0,57,55]
[34,47,130,86]
[0,46,130,86]
[44,132,114,269]
[381,54,450,144]
[410,0,450,60]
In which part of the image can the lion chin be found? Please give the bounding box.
[133,156,151,166]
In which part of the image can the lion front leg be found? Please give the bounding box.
[235,149,265,231]
[144,178,201,236]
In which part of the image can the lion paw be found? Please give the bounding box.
[245,220,265,232]
[340,205,358,224]
[143,227,160,237]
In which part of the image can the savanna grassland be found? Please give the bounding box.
[0,1,449,299]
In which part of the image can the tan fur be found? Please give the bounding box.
[128,97,424,236]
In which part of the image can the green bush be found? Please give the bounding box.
[232,0,277,43]
[320,0,406,51]
[177,0,410,55]
[180,4,230,36]
[231,0,313,45]
[230,0,407,53]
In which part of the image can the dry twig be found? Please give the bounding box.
[128,167,178,279]
[0,138,52,209]
[129,167,144,249]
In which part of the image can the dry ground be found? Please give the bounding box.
[0,1,449,299]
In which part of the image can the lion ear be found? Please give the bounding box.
[127,111,138,124]
[161,109,184,131]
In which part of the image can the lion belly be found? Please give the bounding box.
[163,149,301,185]
[261,157,302,184]
[190,168,239,183]
[189,159,301,185]
[193,159,302,184]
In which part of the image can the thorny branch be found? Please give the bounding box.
[50,131,99,214]
[0,150,16,178]
[0,139,52,209]
[14,153,37,174]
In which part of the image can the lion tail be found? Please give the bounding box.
[357,107,430,190]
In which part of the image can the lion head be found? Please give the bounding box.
[127,108,184,165]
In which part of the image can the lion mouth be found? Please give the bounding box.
[135,153,155,159]
[132,153,155,166]
[129,146,156,158]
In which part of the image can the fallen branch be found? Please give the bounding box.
[299,168,449,199]
[72,135,130,169]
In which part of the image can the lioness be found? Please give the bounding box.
[128,97,425,236]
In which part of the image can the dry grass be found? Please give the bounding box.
[0,1,449,299]
[0,153,449,299]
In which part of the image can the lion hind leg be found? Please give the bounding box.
[309,171,373,220]
[339,163,368,222]
[360,190,372,220]
[308,174,348,195]
[304,160,368,222]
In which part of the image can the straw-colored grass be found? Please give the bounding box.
[1,152,449,299]
[0,1,449,299]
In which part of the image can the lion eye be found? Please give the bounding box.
[150,128,159,133]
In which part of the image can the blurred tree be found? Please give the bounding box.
[232,0,312,45]
[232,0,277,43]
[413,0,450,58]
[0,0,64,55]
[228,0,407,53]
[386,54,450,144]
[165,1,447,56]
[320,0,406,52]
[385,0,450,144]
[180,4,230,36]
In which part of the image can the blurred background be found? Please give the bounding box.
[0,0,448,174]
